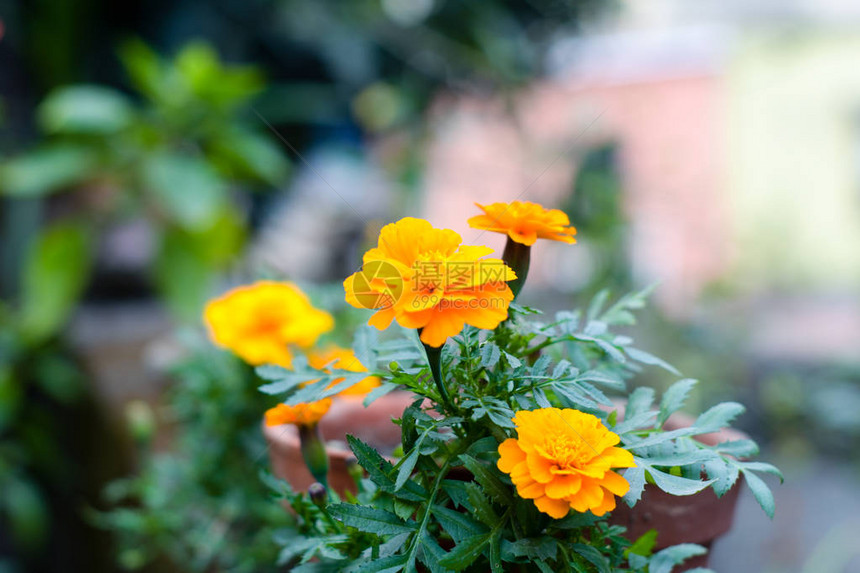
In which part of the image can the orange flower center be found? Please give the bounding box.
[540,435,591,471]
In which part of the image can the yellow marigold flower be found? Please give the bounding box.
[264,399,332,427]
[204,281,334,367]
[497,408,635,519]
[308,346,381,397]
[343,218,517,347]
[468,201,577,246]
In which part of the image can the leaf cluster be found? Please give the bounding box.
[258,287,783,571]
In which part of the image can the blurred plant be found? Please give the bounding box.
[0,224,93,568]
[93,334,294,572]
[563,142,630,295]
[0,40,290,320]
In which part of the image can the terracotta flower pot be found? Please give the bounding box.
[609,410,747,571]
[264,392,417,494]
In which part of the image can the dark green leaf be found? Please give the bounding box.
[572,543,610,573]
[395,449,420,491]
[437,533,491,571]
[328,504,417,535]
[481,342,501,369]
[459,455,512,505]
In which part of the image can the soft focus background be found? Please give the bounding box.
[2,0,859,571]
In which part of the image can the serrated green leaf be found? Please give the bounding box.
[694,402,745,433]
[626,347,680,375]
[481,343,501,369]
[741,469,776,519]
[739,462,783,482]
[328,504,417,535]
[350,555,407,573]
[459,455,512,505]
[635,450,717,468]
[432,505,485,544]
[347,435,397,489]
[437,533,491,570]
[462,482,498,525]
[622,467,647,507]
[395,449,420,491]
[657,378,698,426]
[502,538,558,561]
[572,543,610,573]
[418,536,450,573]
[353,325,378,371]
[637,462,714,496]
[626,387,656,420]
[703,458,739,498]
[715,439,759,459]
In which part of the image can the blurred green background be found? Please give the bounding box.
[2,1,860,572]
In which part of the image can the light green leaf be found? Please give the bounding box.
[650,544,707,573]
[38,85,134,134]
[19,222,93,343]
[657,378,698,426]
[625,387,655,420]
[715,439,759,459]
[694,402,745,434]
[626,347,680,375]
[741,469,776,519]
[1,146,97,197]
[144,153,227,230]
[642,463,715,496]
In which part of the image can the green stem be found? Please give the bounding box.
[502,238,531,300]
[420,338,451,409]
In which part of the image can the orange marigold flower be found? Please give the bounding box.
[343,218,517,347]
[308,346,381,397]
[264,399,332,427]
[497,408,635,519]
[468,201,577,246]
[204,281,334,367]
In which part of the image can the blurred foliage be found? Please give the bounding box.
[565,142,630,296]
[93,334,293,572]
[0,40,289,321]
[0,218,93,553]
[0,277,111,571]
